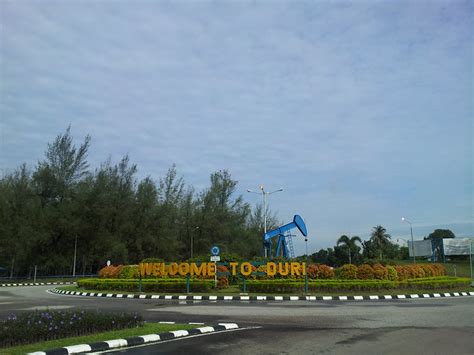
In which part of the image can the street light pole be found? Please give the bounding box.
[402,217,416,264]
[73,234,77,278]
[247,185,283,258]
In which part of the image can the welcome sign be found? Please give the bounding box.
[139,262,307,277]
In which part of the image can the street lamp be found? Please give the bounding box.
[401,217,416,264]
[72,234,77,278]
[247,185,283,258]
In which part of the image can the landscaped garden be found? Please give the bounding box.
[73,261,471,294]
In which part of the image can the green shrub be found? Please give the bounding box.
[337,264,358,279]
[246,277,470,293]
[119,265,139,279]
[77,278,213,292]
[140,258,165,263]
[357,264,374,279]
[386,265,398,281]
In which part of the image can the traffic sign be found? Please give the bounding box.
[210,256,220,262]
[210,246,220,256]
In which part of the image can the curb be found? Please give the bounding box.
[49,288,474,301]
[1,282,74,287]
[28,323,239,355]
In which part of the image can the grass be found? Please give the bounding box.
[1,322,197,355]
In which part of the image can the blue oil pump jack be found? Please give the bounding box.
[263,215,308,259]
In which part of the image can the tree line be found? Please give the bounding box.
[1,128,457,277]
[309,226,456,267]
[0,128,278,277]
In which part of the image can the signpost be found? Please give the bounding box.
[210,246,220,288]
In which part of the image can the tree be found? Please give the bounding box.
[1,128,286,276]
[426,229,455,240]
[424,229,455,262]
[370,225,391,260]
[310,248,337,266]
[336,235,362,264]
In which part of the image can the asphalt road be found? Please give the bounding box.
[1,286,473,354]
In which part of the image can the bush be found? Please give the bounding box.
[77,278,213,292]
[140,258,165,263]
[0,310,142,348]
[373,264,388,280]
[307,264,335,279]
[98,265,123,279]
[386,265,398,281]
[246,277,470,293]
[337,264,358,279]
[357,264,374,279]
[318,265,335,279]
[119,265,139,279]
[394,265,409,280]
[306,264,319,279]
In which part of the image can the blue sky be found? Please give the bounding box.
[1,0,472,255]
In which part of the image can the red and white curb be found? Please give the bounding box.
[28,323,239,354]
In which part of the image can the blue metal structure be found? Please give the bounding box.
[264,215,308,258]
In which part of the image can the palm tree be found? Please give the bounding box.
[370,225,391,260]
[337,235,362,264]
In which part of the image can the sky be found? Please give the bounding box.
[1,0,472,256]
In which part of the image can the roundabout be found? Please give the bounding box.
[1,285,473,354]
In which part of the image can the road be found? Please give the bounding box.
[1,286,473,354]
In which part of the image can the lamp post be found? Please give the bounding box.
[401,217,415,263]
[247,185,283,258]
[72,234,77,278]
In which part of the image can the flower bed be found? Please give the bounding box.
[0,310,142,348]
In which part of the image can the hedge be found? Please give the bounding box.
[96,262,447,283]
[77,278,214,292]
[245,277,470,293]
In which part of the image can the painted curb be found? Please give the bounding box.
[27,323,239,355]
[1,282,74,287]
[49,288,474,301]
